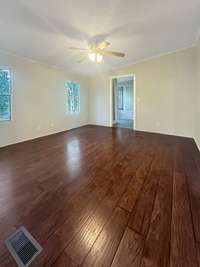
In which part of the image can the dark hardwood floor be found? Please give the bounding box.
[0,125,200,267]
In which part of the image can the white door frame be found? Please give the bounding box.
[109,74,136,129]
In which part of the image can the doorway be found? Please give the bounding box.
[111,75,135,129]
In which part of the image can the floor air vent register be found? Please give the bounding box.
[5,226,42,267]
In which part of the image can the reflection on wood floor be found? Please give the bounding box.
[113,119,133,129]
[0,125,200,266]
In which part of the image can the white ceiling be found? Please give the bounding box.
[0,0,200,75]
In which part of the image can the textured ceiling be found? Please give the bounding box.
[0,0,200,75]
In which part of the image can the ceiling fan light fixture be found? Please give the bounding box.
[96,53,103,63]
[71,41,124,63]
[88,52,96,62]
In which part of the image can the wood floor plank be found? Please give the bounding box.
[30,171,113,266]
[183,141,200,242]
[196,242,200,267]
[31,161,131,266]
[82,207,129,267]
[170,146,198,267]
[140,148,173,267]
[119,148,154,212]
[32,168,110,244]
[0,166,98,261]
[111,227,144,267]
[53,252,78,267]
[64,163,131,265]
[128,148,162,236]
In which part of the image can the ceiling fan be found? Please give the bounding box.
[69,41,125,63]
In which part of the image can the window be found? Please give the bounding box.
[65,81,80,113]
[0,69,12,121]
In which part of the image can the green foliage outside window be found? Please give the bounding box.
[0,69,11,121]
[65,81,80,113]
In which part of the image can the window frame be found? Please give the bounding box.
[0,67,13,123]
[65,80,80,114]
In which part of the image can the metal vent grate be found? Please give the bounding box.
[5,226,42,267]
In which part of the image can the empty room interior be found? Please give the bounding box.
[1,1,200,267]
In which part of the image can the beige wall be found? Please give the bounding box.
[0,51,89,147]
[89,48,197,138]
[196,42,200,150]
[89,74,111,126]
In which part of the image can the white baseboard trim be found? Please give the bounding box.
[89,122,110,127]
[135,127,194,139]
[195,138,200,152]
[0,123,88,148]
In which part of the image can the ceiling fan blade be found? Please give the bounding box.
[97,41,111,50]
[69,46,89,51]
[99,50,125,57]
